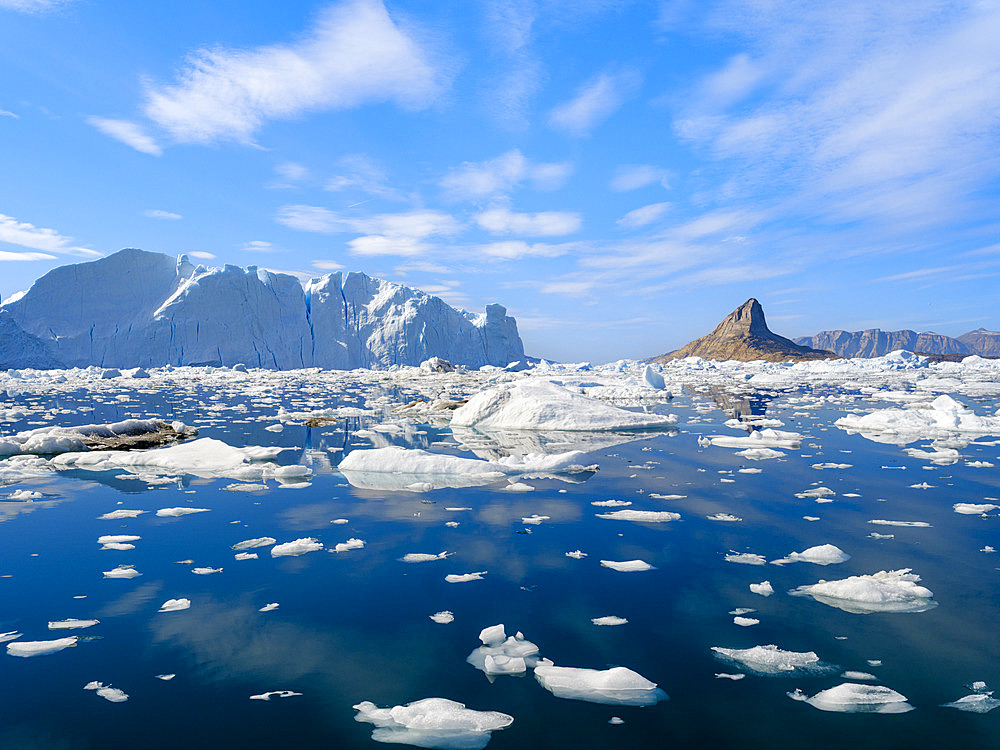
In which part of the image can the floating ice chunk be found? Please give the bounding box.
[158,598,191,612]
[402,551,452,563]
[8,489,42,500]
[430,611,454,624]
[771,544,850,566]
[643,365,666,390]
[733,617,759,626]
[334,538,365,553]
[953,503,998,515]
[98,509,145,519]
[271,538,323,557]
[595,509,680,523]
[479,625,506,646]
[191,567,222,575]
[467,629,540,677]
[716,673,745,680]
[156,507,210,517]
[0,631,22,643]
[803,516,820,521]
[451,379,678,431]
[7,636,77,657]
[736,448,785,460]
[224,483,268,492]
[234,552,258,560]
[521,515,550,525]
[264,424,284,432]
[842,671,877,680]
[591,499,631,507]
[710,429,801,450]
[609,716,625,724]
[534,665,667,706]
[868,519,931,528]
[259,603,279,612]
[565,550,587,559]
[84,681,128,702]
[98,534,140,551]
[48,619,99,629]
[504,482,534,492]
[794,487,835,499]
[446,571,487,583]
[835,395,1000,441]
[942,694,1000,713]
[353,697,512,749]
[711,645,834,676]
[274,464,311,481]
[812,463,852,470]
[600,560,654,572]
[591,616,628,626]
[250,690,302,700]
[156,674,175,680]
[725,552,766,566]
[332,518,350,524]
[103,565,141,579]
[790,569,936,613]
[789,683,913,713]
[232,537,276,550]
[708,513,742,522]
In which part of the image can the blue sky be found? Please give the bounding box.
[2,0,999,362]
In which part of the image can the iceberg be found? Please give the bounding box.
[835,394,1000,442]
[466,625,541,677]
[158,598,191,612]
[600,559,654,572]
[595,509,681,523]
[48,619,99,629]
[1,248,524,370]
[790,569,936,613]
[711,645,835,676]
[0,419,189,457]
[770,544,850,566]
[271,538,323,557]
[7,636,78,657]
[353,697,513,750]
[84,681,129,702]
[534,665,667,706]
[789,683,913,713]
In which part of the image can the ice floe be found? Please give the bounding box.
[259,603,279,612]
[156,507,210,517]
[103,565,141,579]
[534,665,667,706]
[353,697,512,750]
[401,551,452,563]
[158,598,191,612]
[595,509,681,522]
[565,550,587,559]
[84,681,129,702]
[711,645,835,676]
[333,538,365,553]
[48,619,99,629]
[591,616,628,626]
[251,690,302,700]
[790,569,936,613]
[466,624,541,677]
[953,503,998,515]
[271,538,323,557]
[0,419,190,457]
[232,537,276,550]
[770,544,850,566]
[600,559,654,572]
[430,611,454,624]
[725,552,767,566]
[942,693,1000,713]
[789,683,913,713]
[446,572,487,583]
[7,636,78,657]
[98,509,145,519]
[835,394,1000,443]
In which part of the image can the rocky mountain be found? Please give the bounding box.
[0,248,524,370]
[649,298,832,363]
[957,328,1000,358]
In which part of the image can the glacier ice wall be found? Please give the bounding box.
[1,249,524,370]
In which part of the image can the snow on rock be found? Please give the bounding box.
[789,683,913,713]
[0,419,187,457]
[771,544,850,566]
[790,569,936,613]
[835,394,1000,442]
[711,645,835,676]
[534,665,668,706]
[353,697,513,749]
[7,636,78,657]
[271,538,323,557]
[451,379,678,431]
[158,598,191,612]
[84,681,129,702]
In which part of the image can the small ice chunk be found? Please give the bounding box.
[521,515,550,525]
[750,581,774,596]
[771,544,850,566]
[733,617,759,626]
[259,603,280,612]
[600,560,654,572]
[401,551,452,563]
[715,673,745,680]
[191,567,222,575]
[943,694,1000,713]
[98,509,145,519]
[158,598,191,612]
[353,697,512,749]
[591,616,628,626]
[591,499,632,507]
[842,671,876,680]
[867,519,931,527]
[103,565,141,579]
[0,631,22,643]
[595,509,680,522]
[790,683,913,713]
[156,674,175,680]
[234,552,258,560]
[790,569,936,613]
[332,518,349,524]
[953,503,998,515]
[250,690,302,700]
[565,550,587,559]
[505,482,534,492]
[712,645,833,676]
[231,537,277,550]
[446,571,487,583]
[430,611,454,624]
[708,513,742,522]
[725,552,766,566]
[609,716,625,725]
[534,665,667,706]
[156,507,210,517]
[479,624,506,646]
[271,538,323,557]
[7,636,78,657]
[48,619,99,630]
[333,538,364,553]
[84,681,128,702]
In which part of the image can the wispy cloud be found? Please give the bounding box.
[241,240,282,253]
[0,0,75,12]
[0,212,98,257]
[143,209,182,220]
[141,0,443,146]
[548,68,641,136]
[475,207,581,236]
[0,108,19,119]
[610,164,670,192]
[87,117,162,156]
[439,149,572,200]
[326,154,405,200]
[188,251,215,259]
[312,259,345,271]
[477,241,577,259]
[0,250,56,261]
[617,202,671,229]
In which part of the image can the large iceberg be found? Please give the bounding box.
[353,697,512,749]
[0,249,524,370]
[533,665,668,706]
[790,569,936,613]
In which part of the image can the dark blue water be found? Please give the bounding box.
[2,379,999,749]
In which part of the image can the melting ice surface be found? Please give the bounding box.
[2,353,1000,748]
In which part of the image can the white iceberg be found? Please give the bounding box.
[789,683,913,713]
[156,507,210,517]
[600,560,654,572]
[98,509,145,519]
[401,551,452,563]
[466,625,541,677]
[790,569,936,613]
[7,636,78,657]
[250,690,302,700]
[158,598,191,612]
[271,538,323,557]
[333,538,365,553]
[750,581,774,596]
[953,503,998,515]
[446,572,487,583]
[84,681,128,702]
[591,616,628,626]
[770,544,850,566]
[710,429,802,450]
[103,565,141,579]
[711,645,834,676]
[48,619,99,629]
[534,665,667,706]
[353,697,513,750]
[430,611,454,624]
[942,694,1000,713]
[232,537,276,550]
[595,509,681,523]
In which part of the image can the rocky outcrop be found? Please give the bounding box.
[0,248,525,370]
[795,329,971,358]
[650,299,831,363]
[957,328,1000,358]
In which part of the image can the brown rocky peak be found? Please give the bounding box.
[712,298,769,337]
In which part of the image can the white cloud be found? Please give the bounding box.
[188,251,215,259]
[548,68,641,136]
[242,240,280,253]
[275,205,340,234]
[0,213,97,257]
[477,241,576,259]
[475,207,581,237]
[276,162,308,182]
[277,205,461,243]
[0,108,18,118]
[142,0,443,145]
[347,235,429,256]
[0,250,56,261]
[610,164,670,192]
[87,117,162,156]
[618,202,671,229]
[312,259,345,270]
[0,0,75,12]
[439,149,572,200]
[326,154,404,200]
[143,209,182,220]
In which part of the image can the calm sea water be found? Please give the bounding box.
[2,378,999,749]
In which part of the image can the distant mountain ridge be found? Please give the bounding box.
[650,298,832,363]
[0,248,525,370]
[795,327,1000,358]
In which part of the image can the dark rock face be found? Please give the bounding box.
[650,299,831,363]
[795,329,974,358]
[957,328,1000,357]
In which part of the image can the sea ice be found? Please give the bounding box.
[534,665,667,706]
[7,636,78,657]
[446,572,487,583]
[733,617,759,626]
[98,509,145,519]
[595,509,681,522]
[250,690,302,700]
[591,499,632,507]
[467,625,541,676]
[770,544,850,566]
[725,552,766,566]
[942,694,1000,713]
[48,619,99,629]
[600,560,654,572]
[521,515,549,525]
[192,567,222,575]
[353,697,513,750]
[707,513,742,522]
[103,565,141,579]
[156,507,210,517]
[868,520,931,527]
[565,550,587,559]
[710,429,802,450]
[271,538,323,557]
[790,569,936,613]
[84,681,129,702]
[749,581,774,596]
[333,538,365,553]
[430,611,455,624]
[789,683,913,713]
[231,537,276,550]
[953,503,998,515]
[835,394,1000,442]
[235,552,258,560]
[259,603,279,612]
[591,616,628,626]
[711,645,833,676]
[158,598,191,612]
[401,551,452,563]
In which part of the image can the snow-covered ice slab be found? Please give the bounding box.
[271,538,323,557]
[354,697,513,750]
[709,429,802,450]
[942,694,1000,713]
[595,509,681,523]
[48,619,99,629]
[534,665,667,706]
[789,683,913,713]
[790,569,936,613]
[451,379,678,431]
[600,559,654,572]
[771,544,850,566]
[711,645,835,676]
[835,394,1000,443]
[7,636,78,657]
